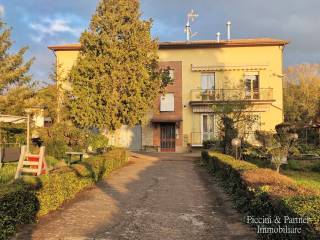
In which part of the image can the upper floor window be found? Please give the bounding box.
[169,69,175,81]
[160,93,174,112]
[245,73,260,99]
[201,73,215,90]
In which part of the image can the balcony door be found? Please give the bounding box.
[201,114,215,143]
[245,74,259,99]
[201,73,215,101]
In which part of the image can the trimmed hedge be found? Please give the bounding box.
[0,148,128,240]
[202,151,320,240]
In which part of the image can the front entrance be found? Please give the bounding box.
[160,124,176,152]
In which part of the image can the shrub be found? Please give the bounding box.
[203,151,320,239]
[45,139,68,159]
[0,148,128,240]
[287,160,304,171]
[0,183,39,240]
[202,139,221,150]
[88,133,109,153]
[311,162,320,173]
[297,144,320,156]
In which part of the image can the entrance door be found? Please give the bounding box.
[160,124,176,152]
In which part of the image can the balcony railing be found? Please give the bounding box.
[190,88,273,103]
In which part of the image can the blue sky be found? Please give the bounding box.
[1,0,320,83]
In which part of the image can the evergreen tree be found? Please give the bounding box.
[0,20,33,93]
[68,0,169,130]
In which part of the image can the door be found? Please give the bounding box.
[245,75,260,99]
[128,125,142,151]
[160,124,176,152]
[201,73,215,100]
[201,114,215,142]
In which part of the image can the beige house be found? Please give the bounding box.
[49,38,288,152]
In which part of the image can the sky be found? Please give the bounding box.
[1,0,320,83]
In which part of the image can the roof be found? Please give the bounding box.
[48,38,289,51]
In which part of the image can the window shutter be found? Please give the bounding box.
[160,93,174,112]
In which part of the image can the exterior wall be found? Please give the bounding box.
[52,43,285,151]
[106,125,142,150]
[55,50,79,90]
[152,61,184,152]
[158,45,284,146]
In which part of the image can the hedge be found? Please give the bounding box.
[202,151,320,240]
[0,148,128,240]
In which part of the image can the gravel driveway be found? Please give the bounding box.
[14,152,256,240]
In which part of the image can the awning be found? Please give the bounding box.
[151,117,182,123]
[0,115,27,124]
[191,64,268,72]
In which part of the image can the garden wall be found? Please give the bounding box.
[0,148,128,240]
[202,151,320,240]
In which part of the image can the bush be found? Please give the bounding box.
[0,148,128,240]
[88,133,109,153]
[45,139,68,159]
[202,139,221,150]
[287,160,304,171]
[311,162,320,173]
[37,122,89,159]
[202,151,320,239]
[297,144,320,156]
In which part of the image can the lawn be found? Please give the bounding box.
[0,156,64,186]
[0,163,17,185]
[283,168,320,192]
[244,151,320,192]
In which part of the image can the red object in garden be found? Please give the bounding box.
[27,155,47,175]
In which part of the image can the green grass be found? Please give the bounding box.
[0,163,17,185]
[244,152,320,192]
[0,156,63,186]
[283,169,320,192]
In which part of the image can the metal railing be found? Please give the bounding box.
[190,88,273,102]
[191,132,218,146]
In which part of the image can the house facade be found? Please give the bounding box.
[49,38,288,152]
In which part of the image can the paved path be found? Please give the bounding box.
[15,152,256,240]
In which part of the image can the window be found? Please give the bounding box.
[201,73,215,90]
[160,93,174,112]
[245,74,260,99]
[169,69,175,81]
[202,114,215,141]
[201,73,215,100]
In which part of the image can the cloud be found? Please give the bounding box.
[29,17,83,42]
[0,5,5,16]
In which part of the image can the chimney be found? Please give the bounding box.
[226,21,231,40]
[216,32,221,42]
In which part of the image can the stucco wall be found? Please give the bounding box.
[157,45,284,138]
[53,43,285,150]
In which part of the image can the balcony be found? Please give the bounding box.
[190,88,274,105]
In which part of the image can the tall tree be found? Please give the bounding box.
[68,0,169,130]
[284,64,320,123]
[0,20,33,93]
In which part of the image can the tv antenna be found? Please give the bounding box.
[184,9,199,42]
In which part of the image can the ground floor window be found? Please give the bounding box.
[201,114,215,142]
